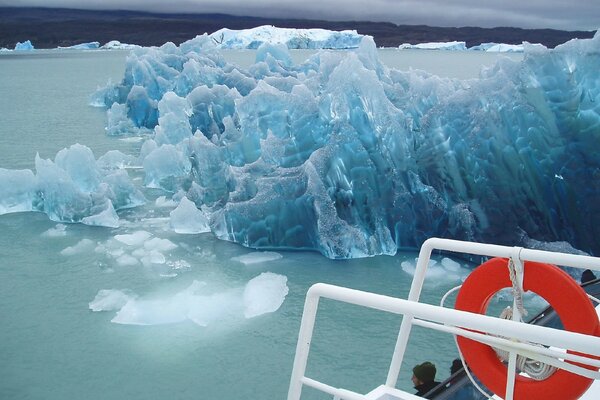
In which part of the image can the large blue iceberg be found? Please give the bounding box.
[1,30,597,259]
[88,31,600,258]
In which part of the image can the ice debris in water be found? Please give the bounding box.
[96,231,179,268]
[0,144,145,227]
[231,251,283,265]
[170,197,211,234]
[243,272,288,318]
[42,224,68,237]
[60,238,96,256]
[89,289,137,312]
[401,257,469,284]
[87,32,600,258]
[99,273,288,326]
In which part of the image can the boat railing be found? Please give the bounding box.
[287,238,600,400]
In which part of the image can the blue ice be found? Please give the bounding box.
[0,144,145,227]
[3,31,600,259]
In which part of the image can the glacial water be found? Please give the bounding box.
[1,49,539,400]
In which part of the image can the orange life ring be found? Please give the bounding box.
[455,257,599,400]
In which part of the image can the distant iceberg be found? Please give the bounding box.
[58,42,100,50]
[399,41,467,51]
[101,40,140,50]
[208,25,363,49]
[14,40,34,51]
[469,42,546,52]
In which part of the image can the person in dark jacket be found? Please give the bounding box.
[412,361,441,398]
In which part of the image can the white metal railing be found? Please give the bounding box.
[287,238,600,400]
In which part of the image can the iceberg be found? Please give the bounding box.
[101,40,140,50]
[58,42,100,50]
[0,144,145,227]
[88,31,600,258]
[209,25,363,49]
[399,41,467,51]
[14,40,34,51]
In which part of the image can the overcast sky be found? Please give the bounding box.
[2,0,599,31]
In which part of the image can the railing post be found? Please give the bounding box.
[386,238,436,387]
[288,285,322,400]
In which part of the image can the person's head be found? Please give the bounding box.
[412,361,436,386]
[581,269,597,284]
[450,359,462,375]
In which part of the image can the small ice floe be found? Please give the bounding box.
[42,224,68,237]
[170,197,210,234]
[231,251,283,265]
[96,273,289,326]
[89,289,137,312]
[114,230,152,246]
[155,196,177,208]
[243,272,289,318]
[60,238,96,256]
[401,257,469,284]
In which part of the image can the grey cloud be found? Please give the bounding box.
[2,0,599,30]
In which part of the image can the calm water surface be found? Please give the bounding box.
[0,49,524,400]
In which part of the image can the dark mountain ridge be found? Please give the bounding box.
[0,7,595,49]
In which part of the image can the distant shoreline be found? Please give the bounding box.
[0,6,595,50]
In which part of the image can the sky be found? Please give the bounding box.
[2,0,599,31]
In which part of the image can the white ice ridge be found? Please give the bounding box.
[92,273,289,326]
[208,25,363,49]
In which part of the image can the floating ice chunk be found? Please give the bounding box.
[243,272,289,318]
[143,237,177,252]
[140,250,166,266]
[42,224,68,237]
[441,257,461,272]
[0,168,36,214]
[113,298,188,325]
[60,239,96,256]
[186,290,244,326]
[116,254,139,266]
[170,197,210,234]
[89,289,136,312]
[103,274,288,326]
[81,203,120,228]
[231,251,283,265]
[166,259,191,270]
[114,231,152,246]
[401,258,468,284]
[155,196,177,208]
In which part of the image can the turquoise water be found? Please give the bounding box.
[0,49,524,400]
